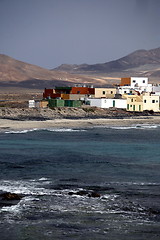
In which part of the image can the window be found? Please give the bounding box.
[133,80,136,83]
[144,100,146,103]
[130,105,132,107]
[139,105,141,111]
[111,91,113,94]
[131,98,133,102]
[77,91,80,94]
[143,80,145,83]
[127,104,129,110]
[124,91,127,94]
[103,91,105,95]
[152,100,155,103]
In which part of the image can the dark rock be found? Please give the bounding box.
[0,192,22,201]
[68,192,75,196]
[76,190,89,196]
[88,192,101,198]
[0,192,23,208]
[148,208,160,215]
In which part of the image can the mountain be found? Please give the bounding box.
[54,47,160,81]
[0,54,109,89]
[1,47,160,91]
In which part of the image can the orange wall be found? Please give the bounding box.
[71,87,95,94]
[120,78,131,86]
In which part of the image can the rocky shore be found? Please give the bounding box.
[0,107,160,131]
[0,107,158,121]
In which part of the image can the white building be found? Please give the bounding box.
[118,77,153,94]
[118,87,136,95]
[130,77,148,88]
[29,100,35,108]
[152,84,160,94]
[88,98,127,109]
[28,100,40,108]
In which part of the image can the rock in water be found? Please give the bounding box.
[88,192,101,198]
[0,192,22,200]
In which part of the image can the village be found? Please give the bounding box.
[29,77,160,113]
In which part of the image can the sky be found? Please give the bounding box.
[0,0,160,69]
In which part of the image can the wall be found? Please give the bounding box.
[88,99,102,108]
[43,89,54,99]
[39,100,48,108]
[120,78,131,86]
[69,94,94,100]
[130,77,148,87]
[71,87,95,95]
[29,100,35,108]
[95,88,116,98]
[126,95,143,112]
[143,95,160,112]
[88,98,127,109]
[55,87,72,94]
[118,86,135,95]
[152,85,160,93]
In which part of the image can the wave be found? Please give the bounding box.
[109,181,160,186]
[5,128,38,134]
[47,128,86,132]
[108,124,160,130]
[4,128,86,134]
[0,179,158,224]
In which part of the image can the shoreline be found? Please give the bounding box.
[0,116,160,131]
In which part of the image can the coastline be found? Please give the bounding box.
[0,116,160,131]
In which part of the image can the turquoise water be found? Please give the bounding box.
[0,124,160,239]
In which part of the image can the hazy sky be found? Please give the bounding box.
[0,0,160,69]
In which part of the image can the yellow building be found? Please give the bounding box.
[126,95,143,112]
[39,100,48,108]
[143,94,160,112]
[126,93,160,112]
[95,88,116,98]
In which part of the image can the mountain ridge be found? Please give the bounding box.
[54,47,160,75]
[0,54,105,89]
[0,47,160,90]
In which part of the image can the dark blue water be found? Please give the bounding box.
[0,124,160,240]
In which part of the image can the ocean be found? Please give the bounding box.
[0,124,160,240]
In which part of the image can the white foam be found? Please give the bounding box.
[5,128,86,134]
[0,179,54,196]
[110,181,160,186]
[110,126,137,130]
[1,203,21,213]
[38,177,50,181]
[109,124,160,130]
[5,128,38,134]
[47,128,86,132]
[102,194,118,201]
[136,124,158,129]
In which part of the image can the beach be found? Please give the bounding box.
[0,115,160,131]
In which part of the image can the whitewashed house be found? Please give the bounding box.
[152,84,160,95]
[118,77,153,95]
[88,98,127,109]
[29,100,35,108]
[28,100,40,108]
